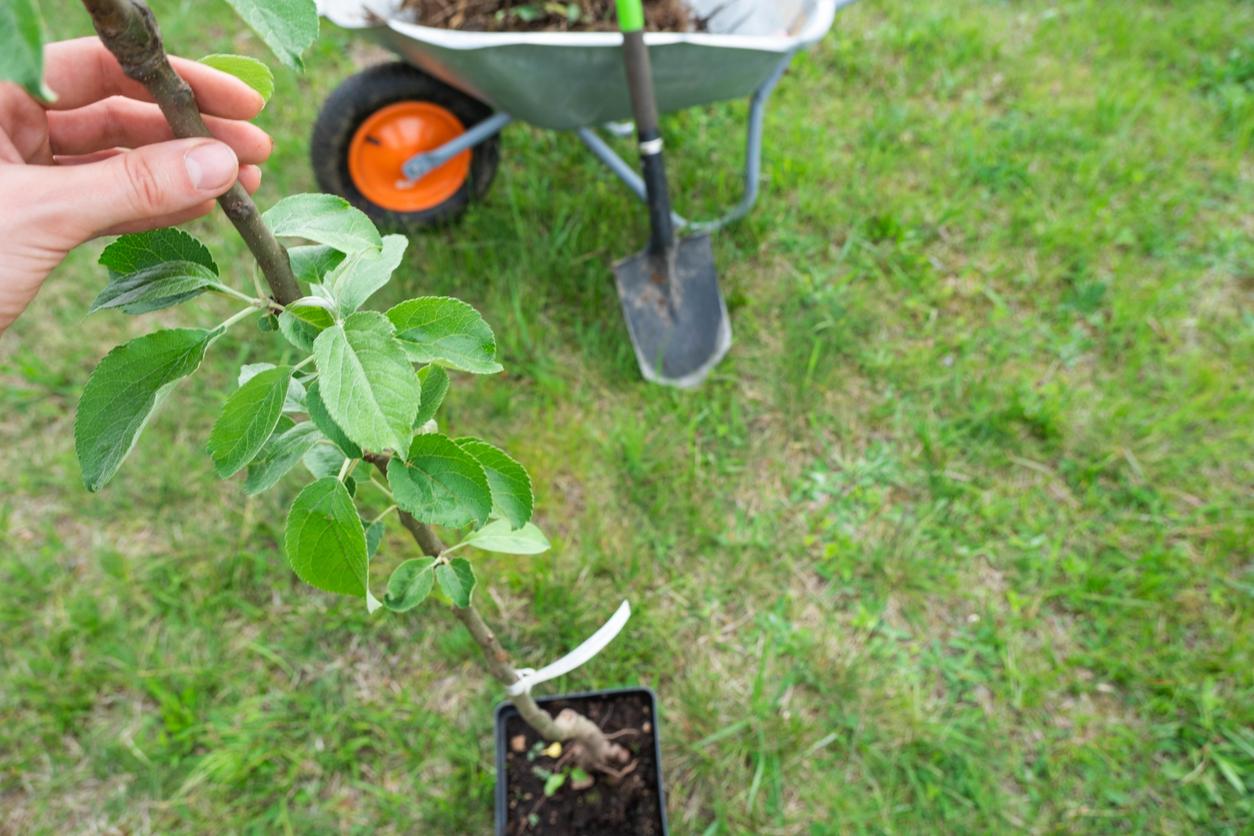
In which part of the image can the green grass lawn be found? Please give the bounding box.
[2,0,1251,832]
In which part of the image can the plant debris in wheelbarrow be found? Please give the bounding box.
[397,0,706,33]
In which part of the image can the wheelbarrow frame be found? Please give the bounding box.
[318,0,851,231]
[397,51,796,233]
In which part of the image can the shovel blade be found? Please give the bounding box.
[613,234,730,388]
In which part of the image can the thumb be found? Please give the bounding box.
[48,139,240,240]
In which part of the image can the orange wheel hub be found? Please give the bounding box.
[348,102,471,212]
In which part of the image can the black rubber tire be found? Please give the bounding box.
[311,63,500,232]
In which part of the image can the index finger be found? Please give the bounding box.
[42,37,265,119]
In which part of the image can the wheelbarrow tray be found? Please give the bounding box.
[319,0,848,130]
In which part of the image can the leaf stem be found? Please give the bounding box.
[213,282,262,306]
[369,504,398,526]
[215,306,260,334]
[441,540,469,557]
[365,473,395,501]
[337,457,355,481]
[292,355,315,373]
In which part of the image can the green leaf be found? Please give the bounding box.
[544,771,566,797]
[435,557,476,608]
[414,365,449,427]
[285,478,368,597]
[286,296,336,331]
[222,0,318,70]
[384,558,436,612]
[199,53,274,103]
[239,362,306,412]
[455,438,533,528]
[386,297,503,374]
[278,311,318,352]
[99,228,217,276]
[304,380,362,458]
[324,234,407,315]
[75,329,212,491]
[207,365,291,477]
[288,245,345,285]
[365,519,386,559]
[89,261,222,315]
[95,229,219,314]
[0,0,51,100]
[263,194,381,255]
[244,420,320,495]
[461,520,550,555]
[387,434,491,528]
[313,311,420,453]
[303,442,346,480]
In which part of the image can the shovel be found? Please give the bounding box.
[612,0,731,388]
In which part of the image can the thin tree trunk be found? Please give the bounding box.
[80,0,624,768]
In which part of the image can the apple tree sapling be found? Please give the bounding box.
[6,0,631,777]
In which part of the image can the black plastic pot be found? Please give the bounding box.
[495,686,669,835]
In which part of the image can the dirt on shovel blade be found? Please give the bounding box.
[397,0,705,33]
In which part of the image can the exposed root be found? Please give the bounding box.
[553,707,633,774]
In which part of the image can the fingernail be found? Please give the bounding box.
[184,143,238,192]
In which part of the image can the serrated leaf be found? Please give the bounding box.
[288,244,346,285]
[435,558,476,608]
[313,311,420,453]
[455,438,533,528]
[208,365,291,477]
[384,558,436,612]
[415,365,449,427]
[75,329,211,491]
[99,228,217,276]
[0,0,52,100]
[305,380,363,458]
[286,296,336,330]
[386,297,503,374]
[461,520,550,555]
[223,0,318,70]
[278,310,317,352]
[244,420,320,495]
[89,260,222,315]
[285,477,368,597]
[387,434,491,528]
[239,362,306,412]
[263,194,381,254]
[199,53,274,103]
[365,520,386,559]
[325,234,407,315]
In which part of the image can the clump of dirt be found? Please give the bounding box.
[398,0,704,33]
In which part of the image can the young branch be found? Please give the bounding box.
[79,0,301,306]
[366,454,628,767]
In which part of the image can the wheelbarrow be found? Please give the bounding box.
[312,0,850,230]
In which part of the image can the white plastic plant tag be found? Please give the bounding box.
[506,600,631,696]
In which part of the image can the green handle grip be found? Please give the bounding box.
[616,0,645,33]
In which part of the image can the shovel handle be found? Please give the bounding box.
[617,0,675,255]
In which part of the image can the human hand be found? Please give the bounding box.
[0,37,273,335]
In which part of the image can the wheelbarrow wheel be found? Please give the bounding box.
[311,63,500,232]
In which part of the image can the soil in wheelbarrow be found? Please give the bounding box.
[398,0,707,33]
[502,692,664,835]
